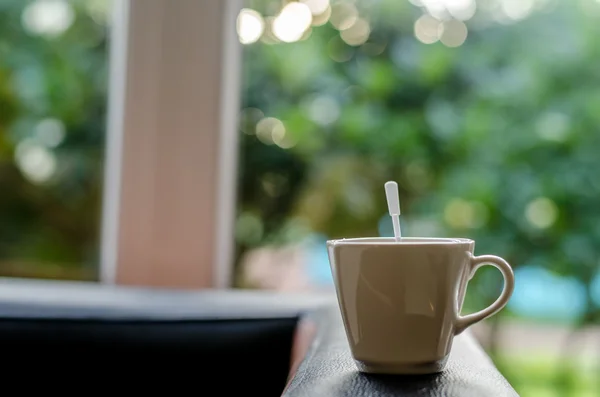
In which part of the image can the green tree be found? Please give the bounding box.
[0,0,109,279]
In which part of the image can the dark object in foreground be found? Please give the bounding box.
[0,278,517,396]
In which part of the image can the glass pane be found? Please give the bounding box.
[236,1,599,394]
[0,0,111,280]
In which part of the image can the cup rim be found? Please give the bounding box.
[326,237,474,246]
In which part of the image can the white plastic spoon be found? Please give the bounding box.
[384,181,402,242]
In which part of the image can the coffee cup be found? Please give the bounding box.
[327,237,514,374]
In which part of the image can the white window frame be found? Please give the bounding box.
[100,0,243,289]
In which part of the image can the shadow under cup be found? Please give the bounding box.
[327,237,483,375]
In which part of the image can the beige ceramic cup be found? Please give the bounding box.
[327,237,515,375]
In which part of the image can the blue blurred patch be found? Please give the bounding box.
[509,265,586,323]
[378,214,394,237]
[303,233,334,286]
[591,271,600,307]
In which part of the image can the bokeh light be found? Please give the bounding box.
[272,2,312,43]
[330,2,359,30]
[439,19,468,47]
[22,0,74,37]
[525,197,558,229]
[311,5,332,26]
[501,0,535,21]
[340,18,371,46]
[301,0,330,15]
[421,0,450,20]
[35,118,65,148]
[272,125,297,149]
[237,8,265,45]
[445,0,477,21]
[85,0,112,25]
[535,111,571,142]
[256,117,285,145]
[414,14,441,44]
[409,0,477,22]
[14,139,57,184]
[304,94,340,126]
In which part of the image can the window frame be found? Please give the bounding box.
[100,0,243,288]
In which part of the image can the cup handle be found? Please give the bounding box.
[455,255,515,335]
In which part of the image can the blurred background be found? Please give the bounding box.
[0,0,599,395]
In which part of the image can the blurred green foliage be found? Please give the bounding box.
[237,0,600,394]
[0,0,108,280]
[238,0,600,322]
[495,352,598,397]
